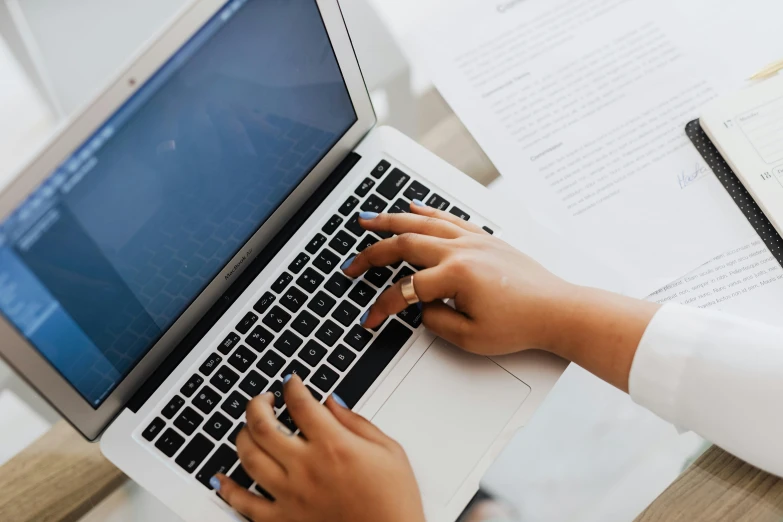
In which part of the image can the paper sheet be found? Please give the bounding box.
[415,0,782,297]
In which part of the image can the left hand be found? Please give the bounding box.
[212,375,426,522]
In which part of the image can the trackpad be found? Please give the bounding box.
[371,338,530,509]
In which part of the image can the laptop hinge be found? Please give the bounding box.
[127,152,362,413]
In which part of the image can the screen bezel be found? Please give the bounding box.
[0,0,376,440]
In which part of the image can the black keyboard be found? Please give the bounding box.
[139,158,493,497]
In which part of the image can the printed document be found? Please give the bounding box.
[415,0,782,296]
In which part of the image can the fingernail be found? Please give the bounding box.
[332,393,348,409]
[359,211,379,220]
[412,199,426,207]
[341,255,355,271]
[417,302,423,311]
[283,374,293,384]
[360,310,370,326]
[210,476,222,491]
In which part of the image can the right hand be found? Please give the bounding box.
[341,202,580,356]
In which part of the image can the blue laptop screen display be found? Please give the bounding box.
[0,0,357,407]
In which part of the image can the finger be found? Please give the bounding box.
[421,300,475,348]
[214,474,277,521]
[358,212,468,239]
[235,428,287,494]
[409,200,488,235]
[245,393,305,468]
[362,267,456,329]
[324,395,391,447]
[283,374,348,441]
[343,233,449,279]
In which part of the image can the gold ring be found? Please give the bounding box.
[400,275,420,305]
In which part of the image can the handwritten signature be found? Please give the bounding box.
[677,163,711,189]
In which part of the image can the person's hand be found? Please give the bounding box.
[341,201,577,356]
[213,375,425,522]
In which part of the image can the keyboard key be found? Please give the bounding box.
[258,349,286,378]
[393,266,415,284]
[313,249,340,274]
[482,226,494,235]
[403,180,430,201]
[312,365,339,393]
[449,207,471,221]
[262,306,291,333]
[274,331,303,357]
[281,286,308,313]
[398,305,423,328]
[230,465,254,489]
[246,326,275,352]
[296,268,324,293]
[176,434,214,474]
[217,333,241,356]
[281,360,311,381]
[155,428,185,458]
[236,312,259,335]
[365,267,393,288]
[357,234,379,252]
[181,374,204,398]
[329,230,357,255]
[174,406,204,436]
[355,178,375,197]
[372,159,391,179]
[228,345,257,373]
[292,310,320,337]
[196,445,238,489]
[204,412,233,440]
[279,409,298,433]
[322,215,343,236]
[426,193,450,211]
[299,340,328,367]
[269,381,285,409]
[228,423,244,445]
[142,418,165,441]
[377,168,410,200]
[332,301,360,327]
[193,386,221,414]
[221,391,249,419]
[345,213,365,236]
[253,292,276,316]
[305,234,327,255]
[324,273,351,298]
[210,366,240,393]
[338,196,360,216]
[361,194,388,213]
[334,320,413,408]
[308,291,337,317]
[345,325,373,351]
[272,273,293,294]
[328,345,356,372]
[239,370,269,397]
[199,353,222,376]
[348,281,376,307]
[307,386,324,402]
[389,198,410,214]
[162,396,185,419]
[315,320,345,347]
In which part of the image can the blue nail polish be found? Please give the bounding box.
[341,255,355,271]
[359,211,379,220]
[283,374,293,384]
[412,199,426,207]
[332,393,348,409]
[210,476,222,491]
[417,302,423,312]
[360,310,370,325]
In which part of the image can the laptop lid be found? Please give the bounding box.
[0,0,375,440]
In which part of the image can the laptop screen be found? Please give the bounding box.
[0,0,357,407]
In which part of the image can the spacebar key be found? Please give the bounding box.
[334,319,412,409]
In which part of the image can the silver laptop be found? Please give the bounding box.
[0,1,569,520]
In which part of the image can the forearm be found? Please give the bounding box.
[548,286,661,392]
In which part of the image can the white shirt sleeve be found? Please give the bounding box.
[629,303,783,477]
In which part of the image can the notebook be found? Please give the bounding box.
[700,74,783,239]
